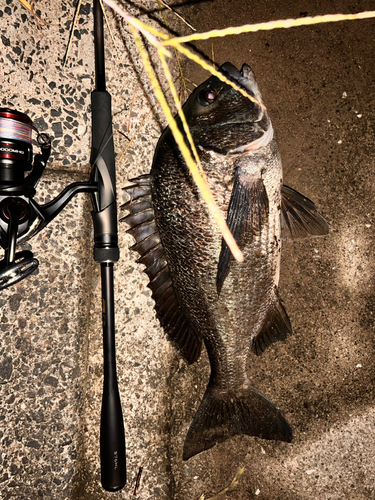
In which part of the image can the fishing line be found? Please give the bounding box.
[0,115,32,143]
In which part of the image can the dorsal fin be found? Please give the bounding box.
[121,175,202,364]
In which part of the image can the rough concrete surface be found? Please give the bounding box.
[1,0,375,499]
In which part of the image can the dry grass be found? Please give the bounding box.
[198,467,245,500]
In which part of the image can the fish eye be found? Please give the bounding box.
[197,88,217,106]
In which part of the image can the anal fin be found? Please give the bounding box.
[121,175,202,364]
[251,300,292,355]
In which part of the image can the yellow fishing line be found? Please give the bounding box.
[103,1,263,108]
[163,11,375,45]
[102,0,170,56]
[156,0,188,104]
[103,2,374,263]
[119,75,183,161]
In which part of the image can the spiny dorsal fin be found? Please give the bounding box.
[281,185,329,240]
[251,300,292,355]
[121,175,202,364]
[217,170,269,294]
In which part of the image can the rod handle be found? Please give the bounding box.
[100,378,126,491]
[100,263,126,491]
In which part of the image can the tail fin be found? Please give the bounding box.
[183,383,292,460]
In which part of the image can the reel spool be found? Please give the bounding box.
[0,108,34,185]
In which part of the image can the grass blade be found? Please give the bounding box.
[164,11,375,45]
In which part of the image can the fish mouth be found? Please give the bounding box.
[219,63,273,154]
[220,62,266,124]
[220,62,262,103]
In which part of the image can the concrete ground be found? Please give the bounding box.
[1,0,375,499]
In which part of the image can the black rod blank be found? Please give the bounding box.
[93,0,106,92]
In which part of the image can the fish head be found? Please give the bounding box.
[182,62,273,155]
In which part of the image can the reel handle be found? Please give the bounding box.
[0,198,39,290]
[0,250,38,290]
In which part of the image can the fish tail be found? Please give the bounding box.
[183,382,292,460]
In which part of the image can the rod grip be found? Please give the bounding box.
[90,90,119,264]
[100,378,126,491]
[100,263,126,491]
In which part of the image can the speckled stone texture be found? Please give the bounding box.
[0,172,94,499]
[2,0,375,499]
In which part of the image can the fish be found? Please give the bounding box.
[121,62,329,460]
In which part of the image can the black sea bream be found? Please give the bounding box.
[122,63,329,460]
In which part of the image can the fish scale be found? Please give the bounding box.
[122,62,329,460]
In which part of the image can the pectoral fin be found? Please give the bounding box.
[281,185,329,240]
[217,170,269,294]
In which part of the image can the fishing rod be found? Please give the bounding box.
[91,0,126,490]
[0,0,126,491]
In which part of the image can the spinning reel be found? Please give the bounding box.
[0,108,51,288]
[0,108,100,289]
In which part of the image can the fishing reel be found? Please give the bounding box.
[0,108,49,289]
[0,108,97,290]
